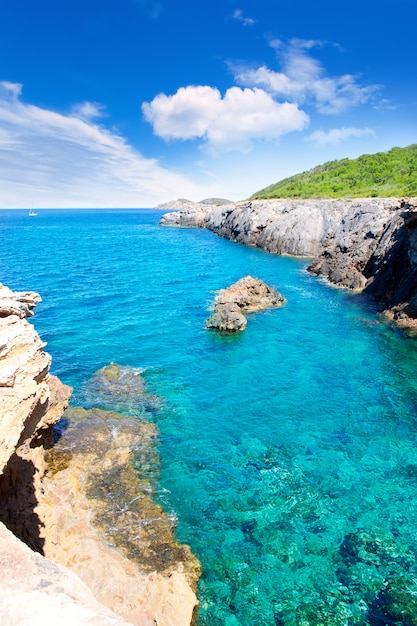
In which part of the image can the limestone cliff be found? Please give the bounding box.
[0,283,72,548]
[159,198,417,331]
[0,284,200,625]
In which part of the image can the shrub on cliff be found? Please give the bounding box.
[251,144,417,199]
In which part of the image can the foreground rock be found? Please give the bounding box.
[0,283,72,548]
[160,198,417,331]
[39,401,200,626]
[0,288,200,626]
[0,521,131,626]
[206,276,285,332]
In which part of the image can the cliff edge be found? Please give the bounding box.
[0,284,200,626]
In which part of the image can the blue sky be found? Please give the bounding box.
[0,0,416,207]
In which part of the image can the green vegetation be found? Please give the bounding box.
[251,145,417,199]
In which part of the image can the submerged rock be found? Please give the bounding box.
[0,286,199,626]
[368,577,417,625]
[38,364,201,626]
[206,276,285,332]
[76,363,161,415]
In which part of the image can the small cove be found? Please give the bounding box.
[2,208,417,625]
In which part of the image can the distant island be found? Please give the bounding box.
[250,144,417,200]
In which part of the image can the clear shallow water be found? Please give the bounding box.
[2,209,417,625]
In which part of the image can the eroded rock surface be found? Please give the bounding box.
[0,521,132,626]
[39,401,200,626]
[308,199,417,330]
[307,200,400,291]
[0,283,72,549]
[206,276,285,332]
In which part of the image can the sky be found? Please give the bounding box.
[0,0,416,208]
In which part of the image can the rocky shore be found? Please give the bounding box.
[0,284,199,625]
[160,197,417,332]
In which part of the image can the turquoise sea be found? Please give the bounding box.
[2,209,417,625]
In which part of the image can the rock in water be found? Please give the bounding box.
[76,363,161,415]
[39,365,201,626]
[206,276,285,332]
[206,302,248,332]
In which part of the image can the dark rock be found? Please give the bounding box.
[368,577,417,626]
[206,303,247,332]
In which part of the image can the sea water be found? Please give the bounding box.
[1,209,417,625]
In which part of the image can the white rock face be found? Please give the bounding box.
[0,522,133,626]
[159,199,349,255]
[0,284,54,474]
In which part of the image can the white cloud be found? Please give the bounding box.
[232,9,255,26]
[70,101,108,121]
[0,81,205,208]
[305,127,375,147]
[142,85,309,153]
[232,39,380,114]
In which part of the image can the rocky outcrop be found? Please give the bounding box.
[159,203,209,228]
[307,200,401,291]
[308,200,417,330]
[155,198,230,212]
[160,198,417,331]
[0,283,72,548]
[206,276,285,332]
[0,288,200,626]
[160,199,352,256]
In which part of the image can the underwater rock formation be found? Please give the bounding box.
[40,401,201,626]
[206,275,285,332]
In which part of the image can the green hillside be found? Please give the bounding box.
[251,145,417,199]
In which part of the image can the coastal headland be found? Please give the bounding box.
[158,197,417,333]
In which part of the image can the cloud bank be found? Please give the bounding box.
[0,82,203,208]
[233,39,380,115]
[142,85,309,153]
[143,38,379,153]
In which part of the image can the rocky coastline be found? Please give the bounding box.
[159,197,417,332]
[0,284,199,625]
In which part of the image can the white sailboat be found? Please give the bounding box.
[29,203,37,216]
